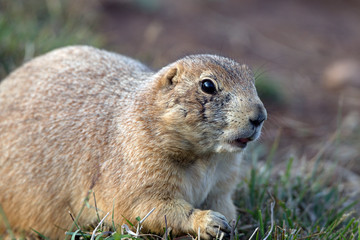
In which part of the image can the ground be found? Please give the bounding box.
[98,0,360,173]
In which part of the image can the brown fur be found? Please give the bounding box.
[0,46,266,239]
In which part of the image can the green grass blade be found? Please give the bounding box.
[31,228,51,240]
[0,204,16,240]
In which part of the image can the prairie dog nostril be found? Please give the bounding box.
[249,112,266,127]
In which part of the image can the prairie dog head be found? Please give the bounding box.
[152,54,267,154]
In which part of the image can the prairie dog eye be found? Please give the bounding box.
[201,79,217,95]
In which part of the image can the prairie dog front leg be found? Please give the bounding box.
[115,198,231,239]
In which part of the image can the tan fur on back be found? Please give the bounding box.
[0,46,266,239]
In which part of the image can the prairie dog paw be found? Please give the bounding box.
[192,210,231,239]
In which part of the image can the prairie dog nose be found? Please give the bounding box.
[249,104,267,127]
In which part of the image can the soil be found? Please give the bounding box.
[98,0,360,168]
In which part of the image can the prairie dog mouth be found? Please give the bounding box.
[227,131,258,149]
[228,137,252,148]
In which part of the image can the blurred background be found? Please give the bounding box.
[1,0,359,172]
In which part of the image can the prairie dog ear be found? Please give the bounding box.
[158,63,183,88]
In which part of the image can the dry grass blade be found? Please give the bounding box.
[90,212,110,240]
[262,201,275,240]
[121,207,156,238]
[230,219,236,240]
[248,227,259,240]
[139,207,156,225]
[164,215,168,240]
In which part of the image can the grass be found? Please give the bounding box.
[2,151,359,239]
[0,0,103,79]
[234,154,359,239]
[48,141,358,240]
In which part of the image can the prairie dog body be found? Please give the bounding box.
[0,46,266,239]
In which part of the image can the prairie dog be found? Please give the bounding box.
[0,46,266,239]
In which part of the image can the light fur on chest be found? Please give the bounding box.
[180,152,242,208]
